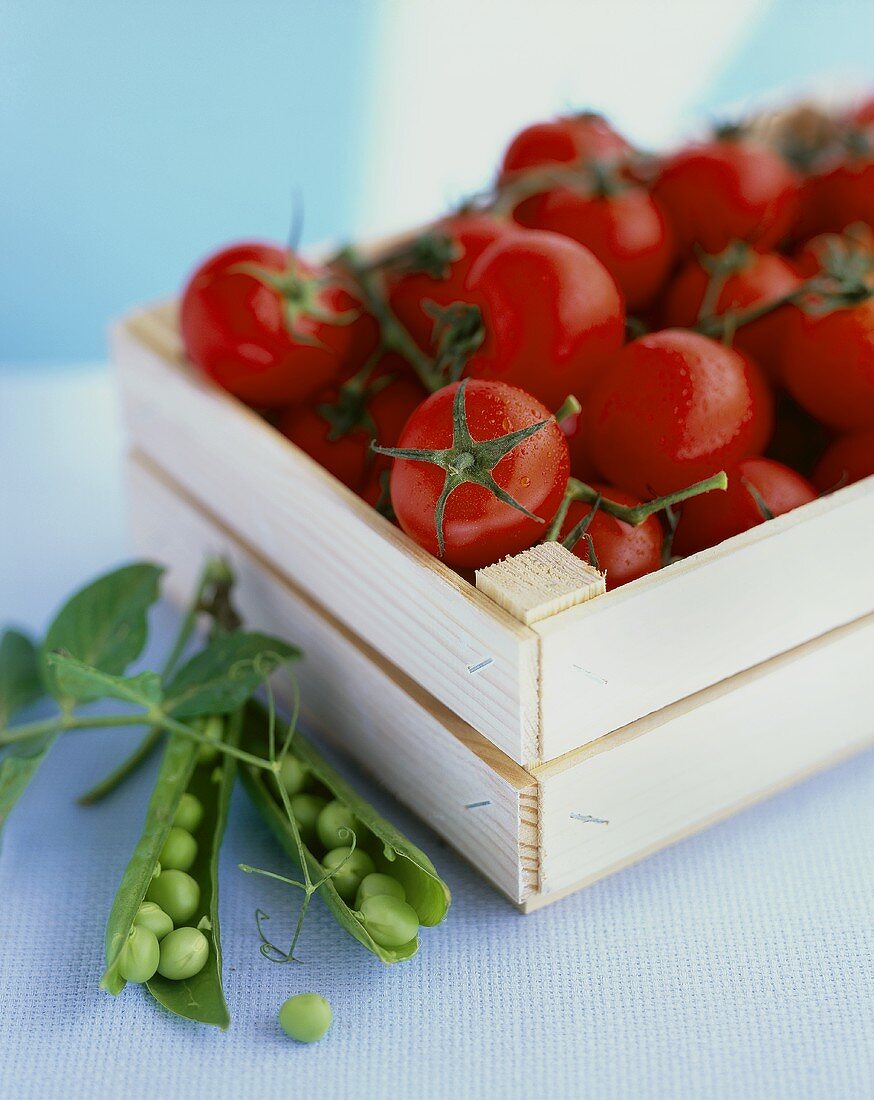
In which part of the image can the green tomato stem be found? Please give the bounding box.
[554,394,582,425]
[338,247,444,393]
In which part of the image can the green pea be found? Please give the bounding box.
[357,895,419,949]
[118,924,160,983]
[289,793,327,846]
[279,993,332,1043]
[157,926,210,980]
[277,754,308,796]
[159,826,198,872]
[133,901,174,940]
[316,800,356,850]
[173,792,204,833]
[321,846,376,904]
[355,873,406,910]
[146,869,200,924]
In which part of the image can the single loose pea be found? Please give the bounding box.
[277,754,308,796]
[157,926,210,980]
[173,792,204,833]
[321,846,375,904]
[133,901,174,940]
[146,869,200,924]
[118,924,160,983]
[290,793,327,846]
[316,800,356,850]
[279,993,332,1043]
[357,894,419,949]
[355,873,406,910]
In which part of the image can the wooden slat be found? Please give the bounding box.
[476,542,605,625]
[536,477,874,760]
[113,308,540,765]
[534,613,874,899]
[127,452,538,903]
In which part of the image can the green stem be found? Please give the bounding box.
[554,394,581,425]
[544,471,728,542]
[0,712,146,747]
[339,248,444,392]
[571,472,728,525]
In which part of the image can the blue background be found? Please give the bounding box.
[3,0,873,365]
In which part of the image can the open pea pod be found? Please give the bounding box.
[240,703,450,963]
[101,713,240,1028]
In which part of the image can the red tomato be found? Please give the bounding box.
[181,242,375,407]
[500,113,631,177]
[584,330,774,496]
[850,98,874,127]
[802,147,874,234]
[780,299,874,430]
[279,356,426,495]
[812,429,874,491]
[652,139,800,254]
[385,214,512,352]
[461,230,625,411]
[384,379,569,569]
[516,183,676,311]
[559,486,662,589]
[557,405,600,482]
[660,247,800,379]
[673,457,817,556]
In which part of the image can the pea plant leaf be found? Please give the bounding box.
[43,654,163,709]
[0,629,45,729]
[41,562,164,706]
[163,633,300,719]
[0,733,61,835]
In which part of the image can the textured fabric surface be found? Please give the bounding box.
[2,366,873,1099]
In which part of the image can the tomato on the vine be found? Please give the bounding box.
[584,329,774,496]
[376,378,569,569]
[659,244,800,379]
[559,486,663,589]
[794,225,874,278]
[515,180,675,311]
[500,113,631,178]
[181,242,376,407]
[460,230,625,411]
[279,354,425,496]
[800,140,874,236]
[672,457,816,556]
[812,429,874,491]
[780,298,874,430]
[652,138,800,254]
[384,213,513,353]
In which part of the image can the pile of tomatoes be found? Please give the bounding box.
[180,97,874,587]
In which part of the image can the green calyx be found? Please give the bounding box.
[316,355,393,443]
[372,378,552,557]
[381,231,463,280]
[231,260,359,347]
[426,301,486,383]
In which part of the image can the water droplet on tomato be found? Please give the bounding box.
[502,417,512,431]
[521,476,531,487]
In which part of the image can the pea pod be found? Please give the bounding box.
[239,704,450,963]
[101,713,240,1028]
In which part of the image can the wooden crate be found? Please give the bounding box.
[115,305,874,909]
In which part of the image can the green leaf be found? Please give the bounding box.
[0,732,61,835]
[45,654,162,709]
[42,563,164,705]
[0,629,45,728]
[164,632,299,719]
[239,703,450,964]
